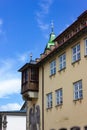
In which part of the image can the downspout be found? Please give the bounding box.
[42,65,44,130]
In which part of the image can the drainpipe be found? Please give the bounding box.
[42,65,44,130]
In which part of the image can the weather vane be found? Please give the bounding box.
[30,53,32,61]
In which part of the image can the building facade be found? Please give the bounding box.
[19,10,87,130]
[0,109,26,130]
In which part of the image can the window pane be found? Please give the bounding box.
[59,56,62,62]
[50,60,56,75]
[63,54,66,60]
[72,44,80,62]
[79,81,82,89]
[59,53,66,70]
[74,84,78,91]
[73,47,76,54]
[79,90,83,98]
[85,39,87,55]
[86,48,87,54]
[86,39,87,46]
[56,89,63,105]
[73,80,82,100]
[77,53,80,60]
[47,93,52,108]
[77,44,80,51]
[73,55,76,62]
[31,68,38,81]
[63,61,66,68]
[22,70,28,83]
[75,92,78,99]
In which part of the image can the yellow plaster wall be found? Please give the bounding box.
[27,35,87,130]
[41,34,87,130]
[27,67,43,130]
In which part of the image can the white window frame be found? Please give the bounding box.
[46,93,52,108]
[72,44,80,63]
[73,80,83,100]
[55,88,63,105]
[50,60,56,75]
[84,38,87,56]
[59,53,66,70]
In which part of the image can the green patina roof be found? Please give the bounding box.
[44,22,56,51]
[46,32,56,49]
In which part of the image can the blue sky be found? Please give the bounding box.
[0,0,87,111]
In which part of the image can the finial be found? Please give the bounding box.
[51,20,54,33]
[30,53,32,61]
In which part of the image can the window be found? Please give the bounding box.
[59,53,66,70]
[84,126,87,130]
[84,39,87,56]
[46,93,52,108]
[72,44,80,63]
[31,67,38,81]
[55,89,63,105]
[22,69,28,83]
[73,80,83,100]
[71,127,80,130]
[50,60,56,75]
[59,128,67,130]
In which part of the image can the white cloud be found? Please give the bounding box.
[0,54,26,111]
[0,58,21,98]
[0,50,34,99]
[0,103,22,111]
[36,0,54,31]
[0,59,18,80]
[39,0,53,14]
[17,52,29,63]
[36,19,49,30]
[0,49,39,99]
[0,78,21,98]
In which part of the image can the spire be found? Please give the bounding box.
[44,21,56,51]
[51,20,54,33]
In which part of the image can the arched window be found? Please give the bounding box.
[59,128,67,130]
[84,126,87,130]
[71,126,80,130]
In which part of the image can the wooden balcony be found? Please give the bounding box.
[21,80,38,94]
